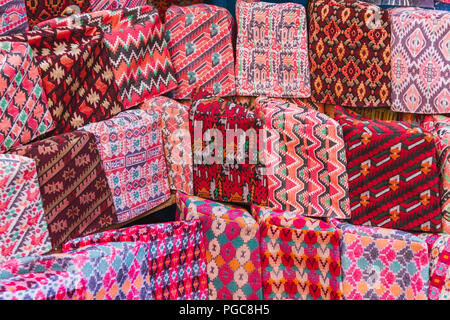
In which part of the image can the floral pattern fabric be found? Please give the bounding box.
[417,233,450,300]
[333,220,429,300]
[252,205,343,300]
[176,192,263,300]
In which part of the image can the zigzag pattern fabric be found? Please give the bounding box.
[165,4,236,99]
[176,192,263,300]
[390,7,450,114]
[24,0,91,28]
[141,97,193,195]
[8,131,117,249]
[22,26,124,135]
[417,233,450,300]
[36,6,178,109]
[308,0,391,107]
[235,1,311,97]
[190,90,267,205]
[422,115,450,234]
[252,205,343,300]
[335,106,442,232]
[0,270,86,300]
[62,221,208,300]
[79,109,170,223]
[0,41,54,153]
[332,220,429,300]
[258,97,350,219]
[0,154,51,263]
[0,0,29,36]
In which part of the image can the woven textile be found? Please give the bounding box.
[0,270,86,300]
[0,154,51,263]
[36,6,178,109]
[390,7,450,114]
[0,242,152,299]
[89,0,145,11]
[0,253,74,279]
[335,106,442,232]
[8,131,117,249]
[140,97,193,195]
[165,4,235,99]
[190,91,267,205]
[151,0,204,22]
[334,221,429,300]
[0,41,54,153]
[0,0,28,36]
[252,205,342,300]
[24,0,90,28]
[176,192,262,300]
[308,0,391,107]
[258,97,350,218]
[62,221,208,300]
[235,1,310,97]
[79,109,170,223]
[66,242,152,300]
[417,233,450,300]
[422,115,450,234]
[22,26,124,135]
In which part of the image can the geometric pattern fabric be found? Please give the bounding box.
[390,7,450,114]
[140,97,193,195]
[308,0,391,107]
[422,115,450,234]
[0,41,54,152]
[235,0,311,97]
[165,4,236,99]
[62,221,209,300]
[333,220,429,300]
[8,131,117,249]
[258,97,350,219]
[417,233,450,300]
[335,106,442,232]
[252,205,343,300]
[36,6,179,110]
[190,91,268,205]
[176,192,263,300]
[79,109,170,223]
[0,154,51,263]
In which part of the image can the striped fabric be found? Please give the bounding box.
[8,131,117,249]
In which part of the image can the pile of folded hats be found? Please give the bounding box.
[0,0,448,300]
